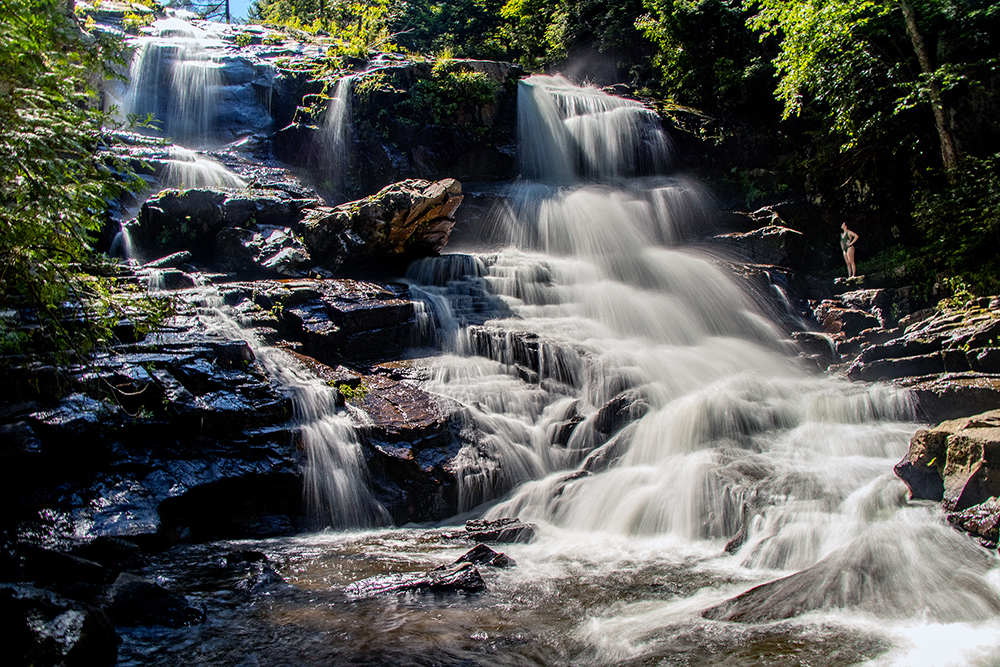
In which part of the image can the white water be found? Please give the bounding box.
[114,18,227,146]
[161,147,247,189]
[321,75,354,193]
[401,74,1000,663]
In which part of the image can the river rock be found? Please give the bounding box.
[343,561,485,599]
[1,584,119,667]
[214,224,312,277]
[220,278,417,363]
[299,178,464,274]
[448,543,515,568]
[104,573,205,627]
[894,409,1000,511]
[463,517,536,543]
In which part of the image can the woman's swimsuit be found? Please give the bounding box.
[841,231,852,252]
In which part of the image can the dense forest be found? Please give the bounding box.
[1,0,999,357]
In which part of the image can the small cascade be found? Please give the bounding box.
[161,147,247,189]
[517,74,673,183]
[175,285,389,530]
[109,223,137,261]
[321,75,355,193]
[117,19,226,146]
[109,14,274,148]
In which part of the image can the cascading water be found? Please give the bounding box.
[321,75,354,193]
[188,286,389,530]
[394,74,1000,664]
[161,147,248,189]
[115,18,226,146]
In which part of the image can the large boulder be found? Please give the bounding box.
[299,178,464,274]
[128,187,314,263]
[894,409,1000,511]
[706,226,806,269]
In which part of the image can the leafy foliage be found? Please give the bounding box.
[0,0,167,359]
[913,155,1000,294]
[407,62,499,125]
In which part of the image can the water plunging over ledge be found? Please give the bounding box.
[115,74,1000,667]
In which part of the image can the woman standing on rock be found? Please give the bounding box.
[841,222,859,278]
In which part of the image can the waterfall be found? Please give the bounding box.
[404,74,1000,630]
[517,74,673,183]
[175,285,389,530]
[161,147,247,189]
[118,20,226,146]
[321,75,354,193]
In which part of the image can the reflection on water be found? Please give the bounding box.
[115,528,1000,667]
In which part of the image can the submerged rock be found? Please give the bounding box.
[104,574,206,628]
[703,524,1000,623]
[343,561,485,599]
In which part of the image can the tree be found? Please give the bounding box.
[0,0,160,358]
[745,0,979,170]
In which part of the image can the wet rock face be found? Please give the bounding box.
[1,584,119,667]
[948,498,1000,549]
[343,562,485,599]
[105,574,206,628]
[707,225,806,269]
[273,59,523,194]
[220,278,418,364]
[895,410,1000,511]
[129,178,463,278]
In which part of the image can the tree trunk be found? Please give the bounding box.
[899,0,960,171]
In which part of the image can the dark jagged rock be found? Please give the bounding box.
[158,473,302,542]
[220,278,417,364]
[70,538,147,573]
[897,372,1000,423]
[343,561,485,599]
[129,188,311,262]
[447,543,515,568]
[595,389,651,436]
[214,224,312,277]
[706,225,806,269]
[1,584,119,667]
[18,546,110,587]
[462,517,536,543]
[104,573,205,628]
[948,498,1000,549]
[894,410,1000,511]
